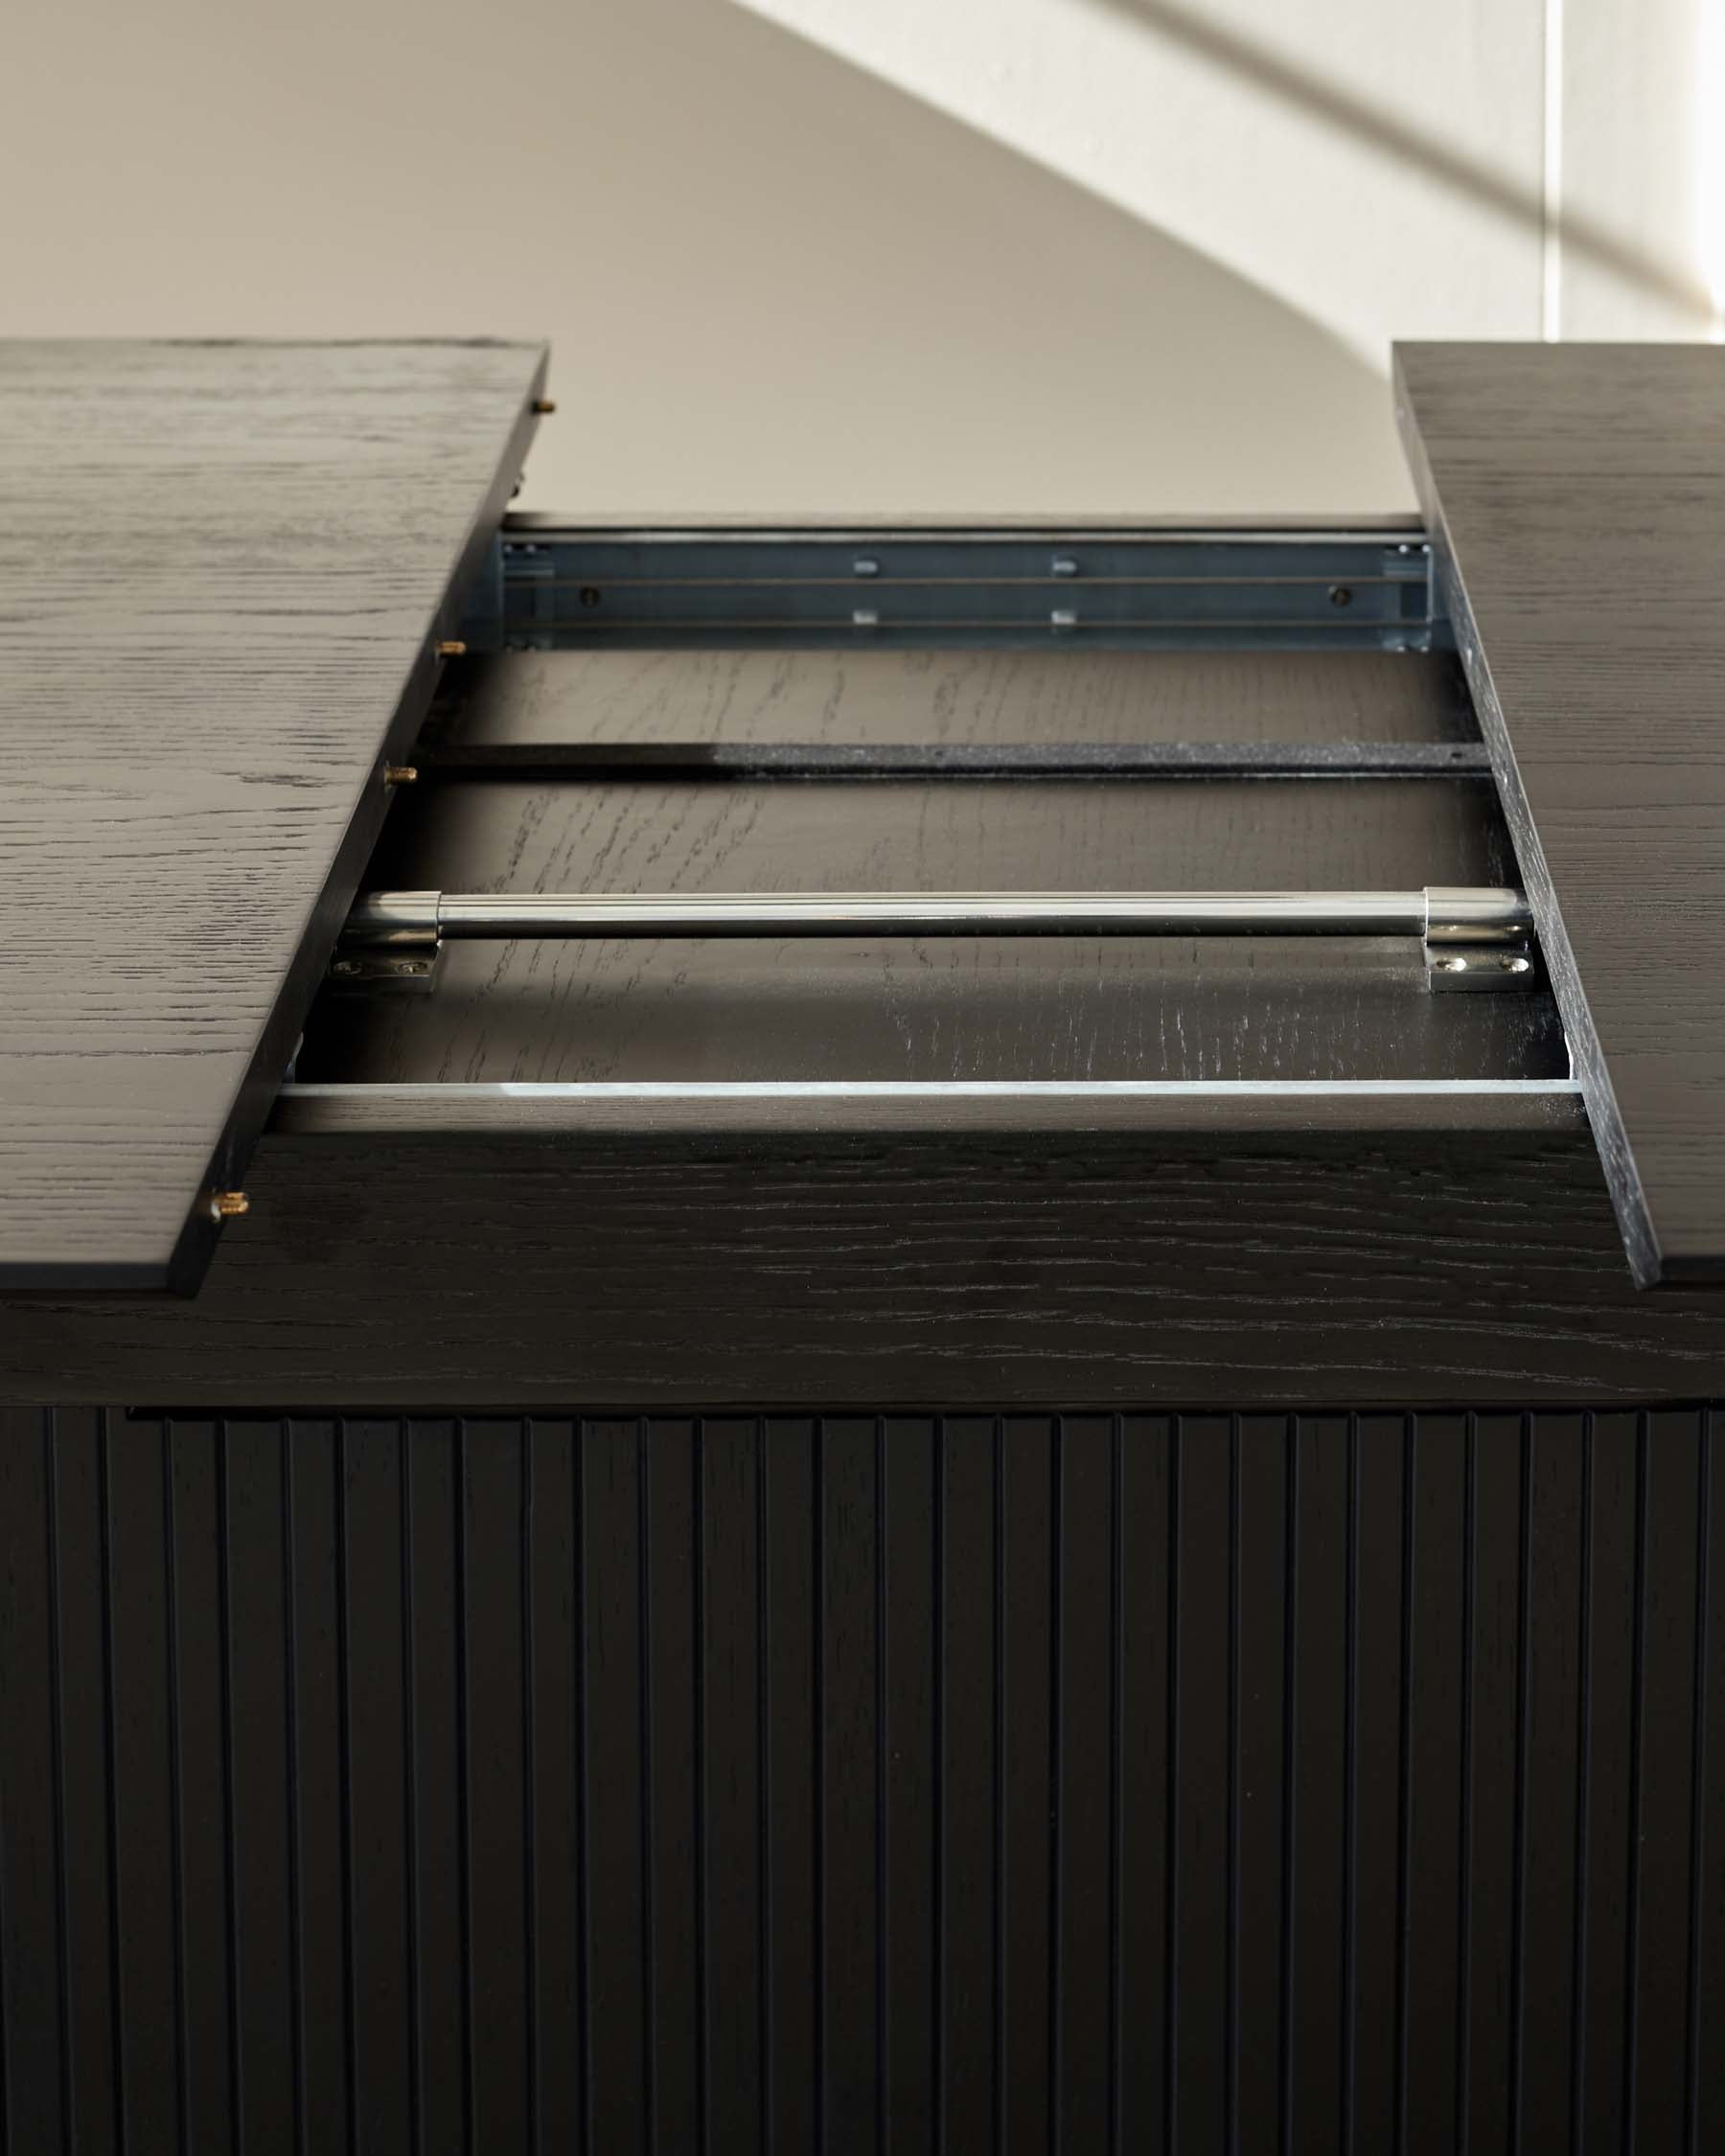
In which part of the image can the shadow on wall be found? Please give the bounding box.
[1088,0,1708,319]
[531,0,1418,516]
[0,0,1415,514]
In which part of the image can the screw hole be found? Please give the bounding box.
[579,586,603,608]
[1329,585,1353,608]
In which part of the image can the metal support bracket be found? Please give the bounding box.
[326,945,445,994]
[1425,940,1537,992]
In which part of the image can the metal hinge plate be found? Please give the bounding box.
[326,945,445,994]
[1425,941,1538,992]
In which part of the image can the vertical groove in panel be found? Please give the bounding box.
[1697,1411,1725,2156]
[754,1421,770,2156]
[1048,1417,1063,2151]
[280,1431,304,2156]
[700,1419,764,2156]
[644,1423,699,2151]
[1454,1414,1476,2146]
[582,1420,647,2148]
[1054,1418,1113,2156]
[463,1422,532,2154]
[1571,1416,1594,2156]
[0,1405,71,2156]
[0,1444,12,2156]
[1623,1413,1649,2141]
[877,1419,890,2147]
[573,1425,591,2156]
[1172,1418,1230,2156]
[48,1416,74,2156]
[938,1418,997,2156]
[160,1430,189,2155]
[636,1423,656,2154]
[1285,1419,1346,2156]
[1516,1415,1584,2156]
[1686,1420,1711,2156]
[1401,1415,1467,2156]
[1508,1416,1532,2152]
[401,1422,459,2156]
[97,1415,125,2139]
[0,1427,11,2156]
[763,1420,817,2156]
[999,1416,1055,2153]
[522,1424,538,2156]
[1277,1418,1297,2156]
[166,1422,238,2156]
[821,1417,883,2150]
[1629,1412,1704,2154]
[401,1431,423,2156]
[1226,1417,1241,2156]
[1380,1414,1406,2156]
[1113,1414,1164,2156]
[286,1420,351,2156]
[692,1423,708,2153]
[47,1411,118,2156]
[934,1419,949,2156]
[1460,1414,1523,2155]
[1340,1418,1358,2156]
[991,1419,1003,2156]
[1576,1412,1636,2156]
[523,1421,580,2154]
[455,1418,475,2156]
[1165,1420,1181,2156]
[334,1422,357,2156]
[883,1417,937,2153]
[340,1420,415,2151]
[1232,1417,1289,2156]
[1347,1418,1407,2156]
[815,1419,827,2156]
[1107,1419,1122,2156]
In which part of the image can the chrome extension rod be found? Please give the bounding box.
[345,886,1533,946]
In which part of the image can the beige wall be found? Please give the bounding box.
[0,0,1711,516]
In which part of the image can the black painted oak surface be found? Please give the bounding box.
[8,1123,1725,1407]
[0,338,547,1291]
[1396,342,1725,1286]
[435,645,1477,749]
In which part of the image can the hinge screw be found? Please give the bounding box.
[437,638,467,658]
[383,765,419,787]
[209,1191,250,1222]
[532,398,557,415]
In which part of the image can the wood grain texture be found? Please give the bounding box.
[1395,342,1725,1286]
[305,771,1562,1087]
[432,647,1476,751]
[5,1126,1725,1407]
[0,338,547,1290]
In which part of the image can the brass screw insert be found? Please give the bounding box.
[436,638,467,658]
[210,1191,250,1223]
[383,765,419,786]
[532,398,557,415]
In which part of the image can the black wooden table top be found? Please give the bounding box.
[0,338,547,1291]
[1396,342,1725,1287]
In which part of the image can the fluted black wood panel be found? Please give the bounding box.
[2,1408,1722,2153]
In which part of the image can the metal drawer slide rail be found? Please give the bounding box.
[457,524,1444,653]
[337,884,1536,993]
